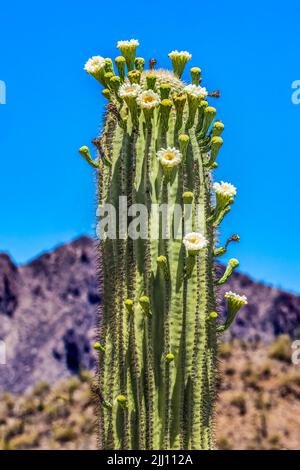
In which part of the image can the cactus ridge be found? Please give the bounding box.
[81,42,248,449]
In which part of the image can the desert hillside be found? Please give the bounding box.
[0,339,299,450]
[1,237,300,393]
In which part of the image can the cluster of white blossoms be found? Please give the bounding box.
[183,232,208,253]
[225,291,248,305]
[84,56,106,74]
[156,147,182,169]
[119,83,142,99]
[117,39,140,49]
[168,50,192,60]
[136,90,160,109]
[184,84,208,99]
[213,181,237,198]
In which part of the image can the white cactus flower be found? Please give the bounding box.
[168,50,192,60]
[84,56,106,74]
[213,181,237,198]
[183,232,208,254]
[184,84,208,99]
[117,39,140,49]
[156,147,182,168]
[136,90,160,109]
[119,82,142,99]
[224,291,248,305]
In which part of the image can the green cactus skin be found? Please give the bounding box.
[81,44,247,450]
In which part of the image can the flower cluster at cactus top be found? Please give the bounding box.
[119,82,142,99]
[117,39,140,48]
[156,147,182,168]
[136,90,160,109]
[184,84,208,99]
[213,181,237,198]
[183,232,208,253]
[84,56,106,74]
[168,50,192,60]
[225,291,248,305]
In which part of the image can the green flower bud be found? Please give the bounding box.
[173,93,186,129]
[179,134,189,160]
[216,258,239,285]
[115,56,126,81]
[190,67,201,85]
[165,353,175,363]
[135,57,145,72]
[104,58,114,74]
[104,72,114,88]
[160,99,173,132]
[116,394,128,409]
[199,106,216,138]
[79,146,99,169]
[212,120,225,137]
[93,342,106,352]
[146,74,157,90]
[102,88,111,100]
[182,191,194,203]
[110,75,121,93]
[128,70,141,84]
[124,299,134,314]
[157,255,169,280]
[160,83,171,100]
[139,295,151,316]
[207,311,218,322]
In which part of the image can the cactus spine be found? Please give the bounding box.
[81,40,247,450]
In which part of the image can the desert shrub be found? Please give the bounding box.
[218,342,232,359]
[53,426,77,443]
[33,381,50,397]
[9,432,39,450]
[217,436,232,450]
[268,335,292,362]
[229,393,247,416]
[3,420,23,440]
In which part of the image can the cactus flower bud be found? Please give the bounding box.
[216,258,239,285]
[146,73,157,90]
[165,353,175,363]
[139,295,151,316]
[128,70,141,84]
[212,120,225,137]
[160,99,173,132]
[124,299,134,315]
[116,394,128,409]
[135,57,145,72]
[190,67,202,85]
[182,191,194,203]
[179,134,189,160]
[115,56,126,81]
[160,83,171,99]
[93,342,106,352]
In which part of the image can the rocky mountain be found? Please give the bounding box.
[0,236,300,393]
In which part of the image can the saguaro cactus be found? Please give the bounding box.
[80,39,248,450]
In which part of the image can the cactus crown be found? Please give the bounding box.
[80,39,248,450]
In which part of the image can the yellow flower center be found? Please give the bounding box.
[143,95,155,103]
[164,152,175,161]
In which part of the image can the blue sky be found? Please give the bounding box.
[1,0,300,292]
